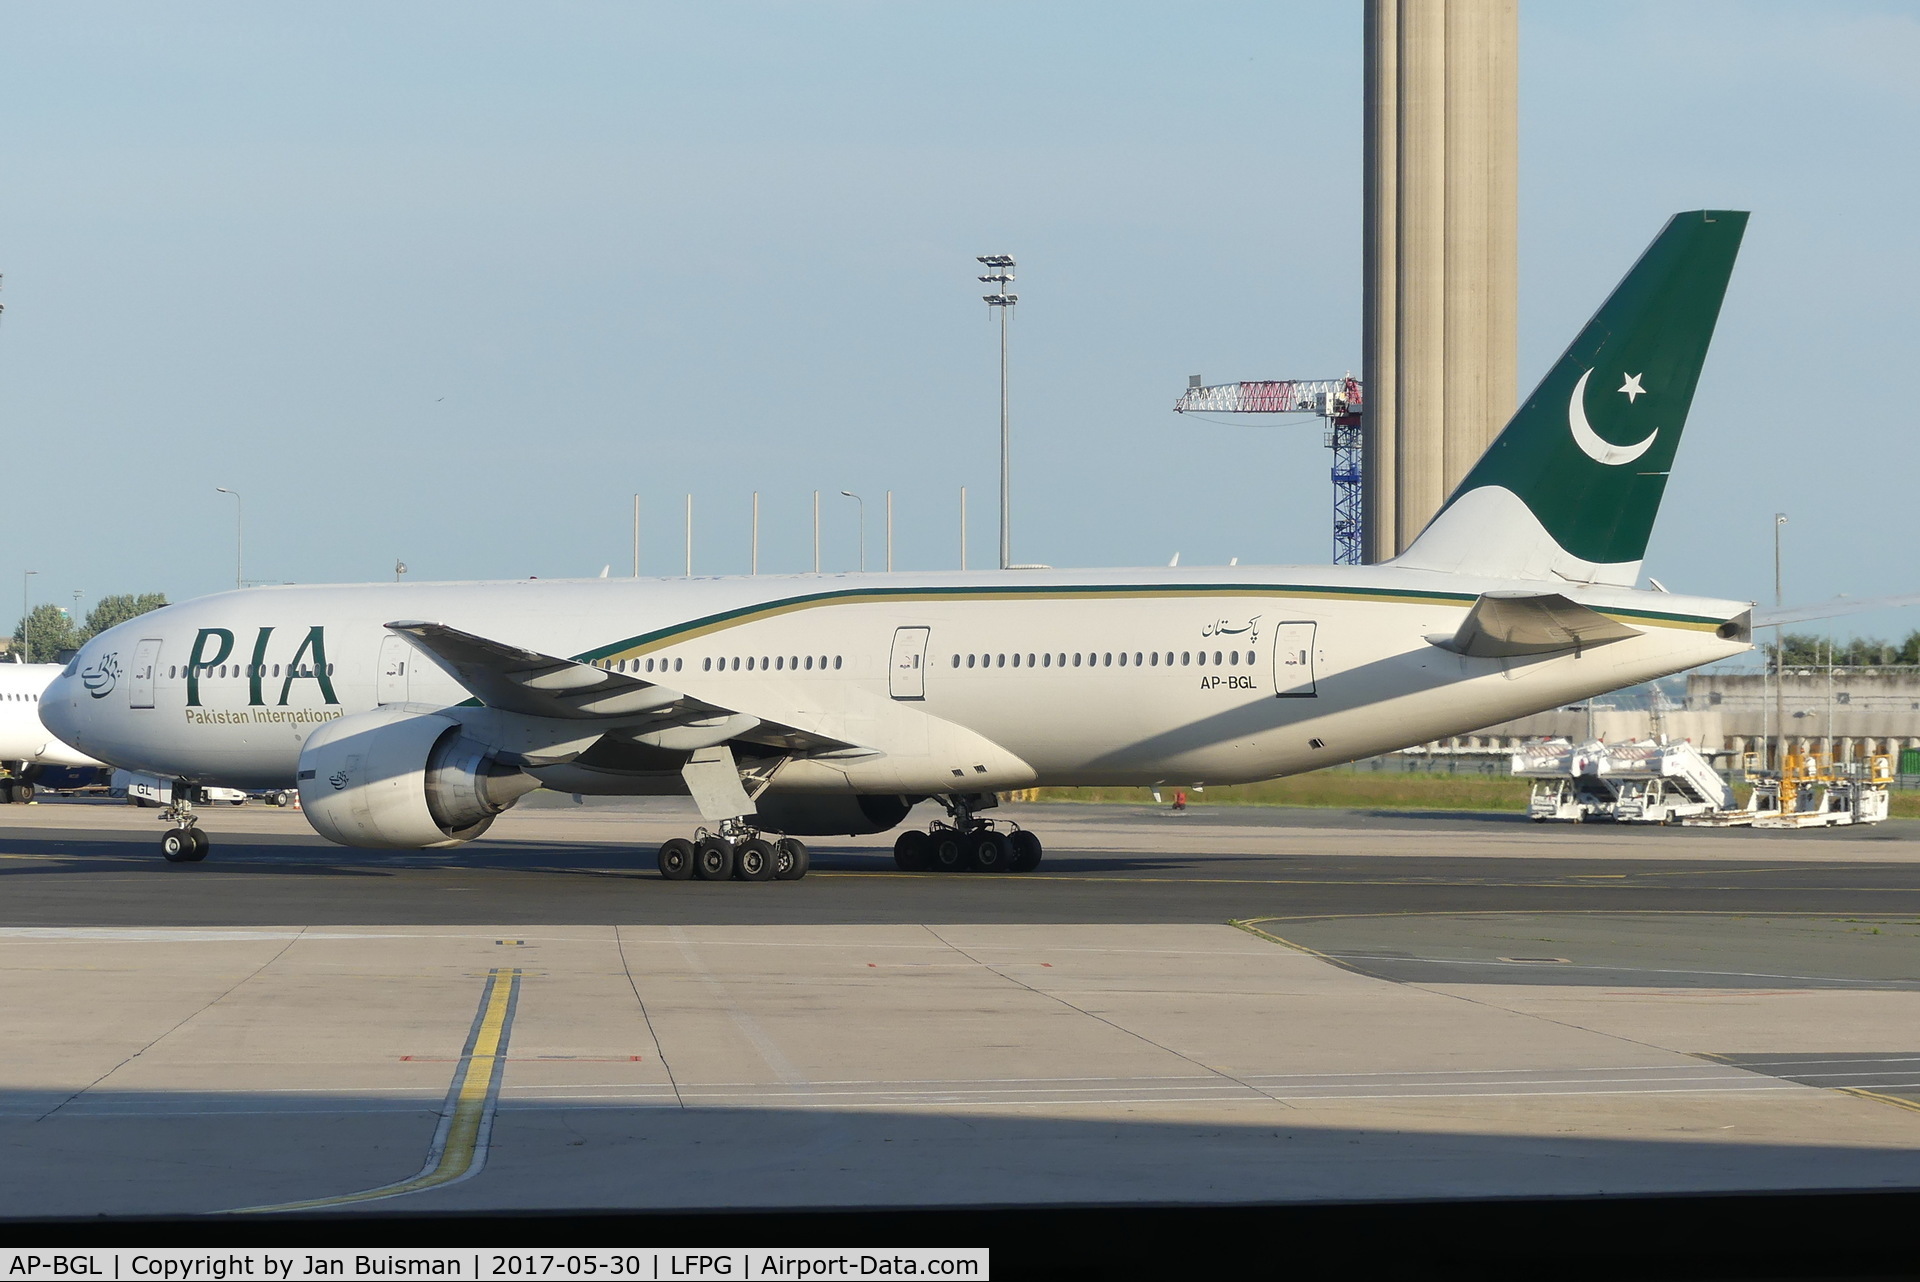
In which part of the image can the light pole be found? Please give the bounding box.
[1773,512,1788,773]
[19,570,34,663]
[215,487,244,589]
[978,254,1016,570]
[840,491,866,572]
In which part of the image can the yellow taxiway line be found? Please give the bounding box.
[225,966,521,1214]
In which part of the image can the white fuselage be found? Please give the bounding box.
[41,565,1750,795]
[0,662,104,768]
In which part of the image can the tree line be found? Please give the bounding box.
[1773,631,1920,668]
[8,594,169,664]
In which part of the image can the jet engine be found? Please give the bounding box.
[296,707,538,849]
[751,792,915,837]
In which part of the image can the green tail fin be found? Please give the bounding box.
[1397,210,1747,584]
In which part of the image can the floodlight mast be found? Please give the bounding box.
[978,255,1016,570]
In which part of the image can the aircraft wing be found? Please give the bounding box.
[384,620,867,756]
[1429,591,1642,659]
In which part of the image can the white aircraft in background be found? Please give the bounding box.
[47,211,1756,876]
[0,661,106,803]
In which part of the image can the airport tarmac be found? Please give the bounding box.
[4,796,1920,1218]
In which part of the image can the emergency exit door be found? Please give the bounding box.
[1271,622,1317,698]
[376,634,412,705]
[889,627,930,700]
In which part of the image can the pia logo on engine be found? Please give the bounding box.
[80,653,121,700]
[328,769,351,791]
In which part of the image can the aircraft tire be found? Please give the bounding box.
[929,832,967,873]
[657,838,696,881]
[186,828,211,861]
[14,782,33,805]
[160,829,196,863]
[735,838,777,882]
[693,837,735,881]
[1008,830,1043,873]
[892,830,930,872]
[970,830,1008,873]
[0,782,15,804]
[774,838,810,881]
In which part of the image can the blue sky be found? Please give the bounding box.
[4,2,1918,640]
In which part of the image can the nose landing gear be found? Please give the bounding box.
[655,819,810,882]
[157,792,210,863]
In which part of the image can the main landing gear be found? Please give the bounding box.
[891,796,1042,874]
[656,819,810,883]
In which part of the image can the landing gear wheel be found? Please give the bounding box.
[893,829,930,872]
[930,831,966,873]
[0,782,16,804]
[657,837,695,881]
[693,836,735,881]
[735,838,777,882]
[970,830,1009,873]
[13,782,31,804]
[160,828,196,862]
[186,828,211,861]
[774,838,810,881]
[1008,830,1043,873]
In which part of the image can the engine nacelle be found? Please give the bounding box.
[296,707,537,849]
[751,792,915,837]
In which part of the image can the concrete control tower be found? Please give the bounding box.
[1363,0,1518,561]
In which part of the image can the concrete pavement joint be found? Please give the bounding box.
[920,924,1286,1108]
[30,927,309,1124]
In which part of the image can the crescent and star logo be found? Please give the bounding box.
[1568,367,1658,466]
[80,653,121,700]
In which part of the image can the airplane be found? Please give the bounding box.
[44,210,1754,875]
[0,661,107,802]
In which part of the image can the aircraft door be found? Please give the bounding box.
[376,634,411,705]
[888,626,930,700]
[129,638,162,709]
[1271,622,1317,698]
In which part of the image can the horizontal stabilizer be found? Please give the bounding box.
[1753,592,1920,629]
[1429,592,1642,659]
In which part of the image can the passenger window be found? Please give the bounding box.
[1149,652,1159,666]
[806,656,815,670]
[703,658,712,671]
[967,654,976,668]
[996,654,1005,668]
[761,657,769,670]
[1117,652,1127,667]
[833,656,842,670]
[1213,651,1223,665]
[1182,652,1191,665]
[1072,653,1082,667]
[1229,651,1238,666]
[673,658,683,671]
[1041,653,1051,668]
[951,655,960,668]
[1103,653,1112,667]
[1134,652,1144,666]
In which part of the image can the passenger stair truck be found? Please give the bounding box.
[1512,738,1735,824]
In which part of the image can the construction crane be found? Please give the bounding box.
[1174,375,1365,565]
